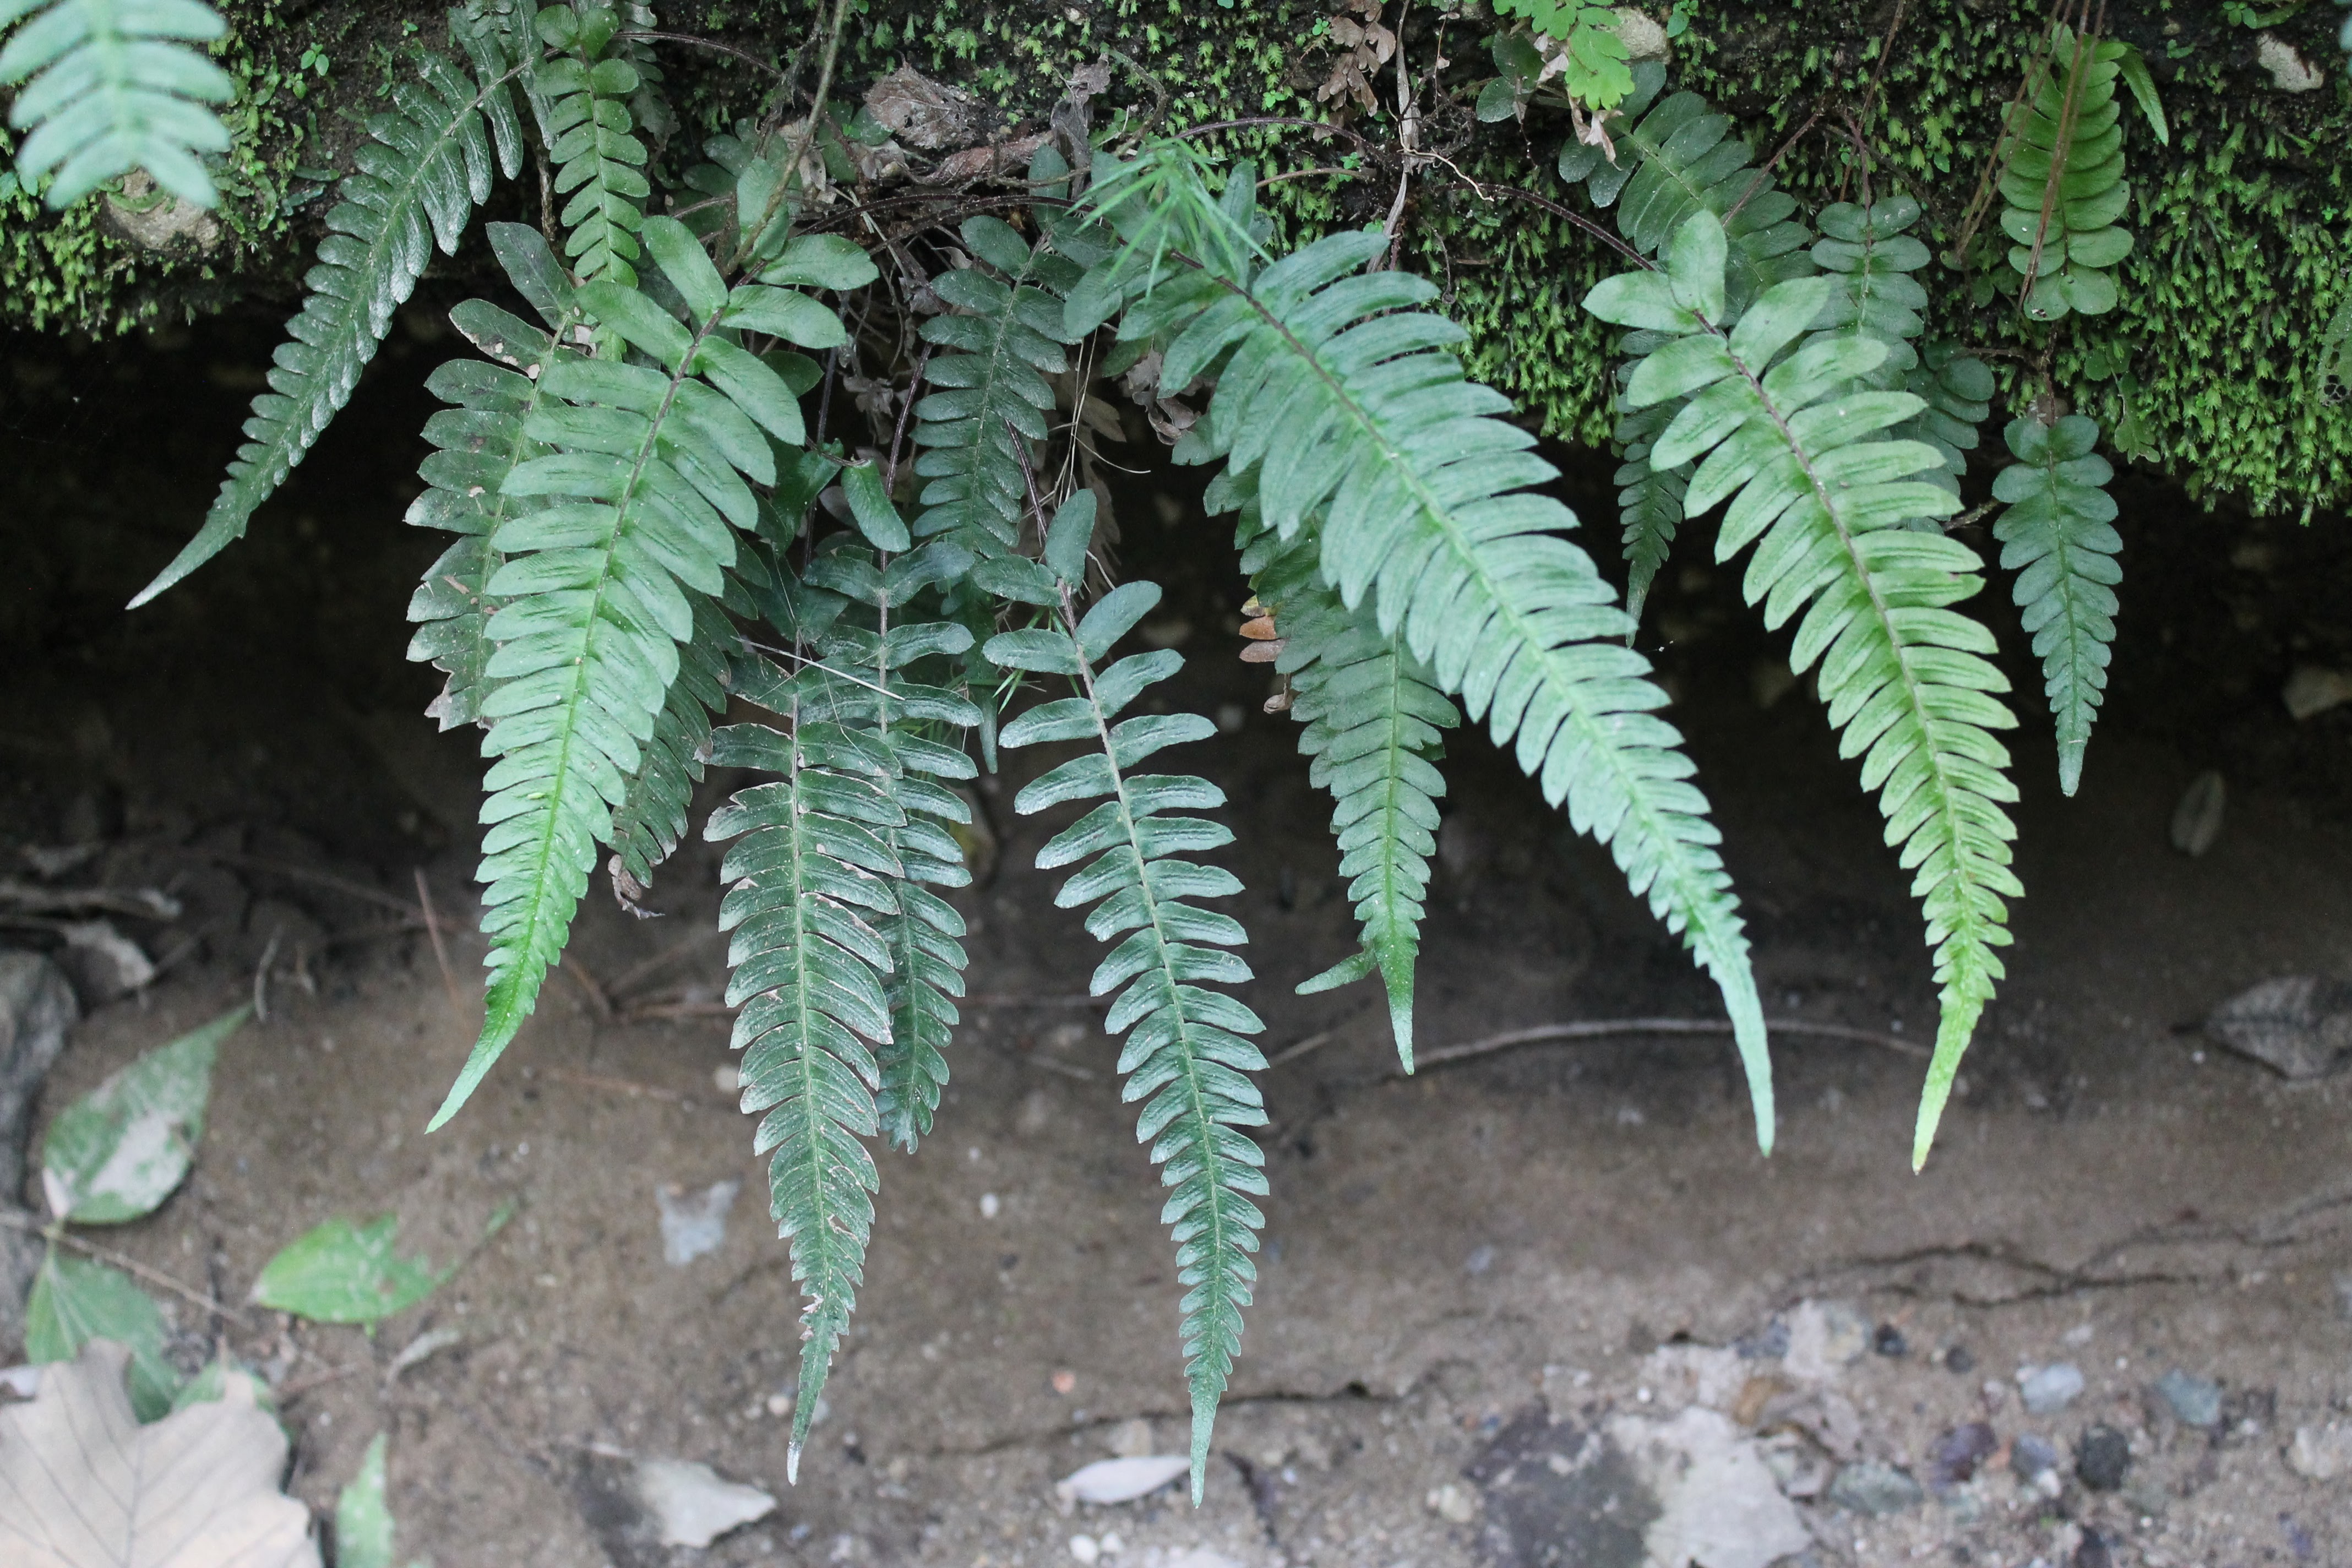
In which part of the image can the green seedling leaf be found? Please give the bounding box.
[41,1005,247,1224]
[170,1354,277,1415]
[25,1250,181,1421]
[252,1216,446,1325]
[337,1433,425,1568]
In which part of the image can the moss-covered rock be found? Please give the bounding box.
[4,0,2348,513]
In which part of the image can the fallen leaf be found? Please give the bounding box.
[24,1253,179,1420]
[0,1339,319,1567]
[1054,1454,1191,1510]
[336,1434,423,1568]
[634,1457,775,1547]
[251,1215,444,1325]
[42,1006,246,1224]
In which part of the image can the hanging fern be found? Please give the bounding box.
[132,14,527,607]
[0,0,233,206]
[1613,382,1688,624]
[1079,154,1775,1146]
[1587,209,2019,1169]
[1990,413,2121,797]
[1897,342,1996,499]
[1989,21,2136,323]
[988,494,1266,1501]
[1239,487,1456,1069]
[534,0,651,285]
[428,214,859,1129]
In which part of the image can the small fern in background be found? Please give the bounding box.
[1992,413,2122,796]
[0,0,232,207]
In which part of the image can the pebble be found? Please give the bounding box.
[1825,1461,1923,1516]
[1870,1324,1908,1358]
[1427,1482,1478,1524]
[2204,975,2352,1080]
[1068,1536,1100,1565]
[2075,1424,2132,1492]
[2286,1423,2352,1480]
[2018,1362,2086,1415]
[1928,1422,1997,1490]
[2170,770,2226,856]
[1943,1345,1976,1374]
[2154,1368,2222,1429]
[2011,1434,2062,1496]
[1783,1299,1871,1382]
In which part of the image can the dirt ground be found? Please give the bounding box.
[6,317,2352,1568]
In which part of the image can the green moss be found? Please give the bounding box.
[7,0,2350,513]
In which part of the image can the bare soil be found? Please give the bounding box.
[6,318,2352,1568]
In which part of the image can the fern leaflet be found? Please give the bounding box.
[535,1,650,285]
[1990,413,2121,797]
[1587,209,2020,1168]
[987,499,1266,1501]
[1991,21,2135,322]
[133,17,526,606]
[1081,157,1774,1148]
[0,0,232,207]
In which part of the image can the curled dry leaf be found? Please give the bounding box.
[0,1340,319,1568]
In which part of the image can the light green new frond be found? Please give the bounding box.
[431,215,832,1130]
[801,533,985,1153]
[0,0,232,208]
[1587,209,2022,1171]
[987,527,1266,1504]
[1142,185,1772,1152]
[1990,414,2120,797]
[407,224,580,732]
[133,23,525,606]
[912,215,1085,554]
[1995,22,2136,322]
[534,1,650,285]
[1241,505,1455,1070]
[705,687,905,1479]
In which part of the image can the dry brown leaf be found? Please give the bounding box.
[0,1340,319,1568]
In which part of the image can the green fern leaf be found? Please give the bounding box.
[605,591,733,897]
[132,30,526,606]
[1240,496,1455,1069]
[1612,372,1689,623]
[0,0,232,207]
[1896,342,1995,497]
[533,1,650,285]
[703,672,905,1478]
[911,215,1086,554]
[1087,155,1774,1150]
[1588,209,2022,1170]
[988,508,1266,1502]
[429,215,830,1130]
[1995,23,2136,322]
[1990,413,2120,797]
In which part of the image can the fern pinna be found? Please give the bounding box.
[988,495,1266,1501]
[0,0,232,208]
[1077,150,1774,1143]
[1587,209,2021,1168]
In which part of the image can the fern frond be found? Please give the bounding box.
[911,215,1085,555]
[429,215,850,1129]
[1240,497,1455,1069]
[1587,209,2021,1169]
[986,513,1266,1502]
[133,25,526,606]
[605,590,732,896]
[1895,342,1995,498]
[1993,21,2135,322]
[1087,157,1773,1150]
[704,680,903,1478]
[534,1,650,285]
[0,0,232,207]
[1990,413,2120,797]
[1612,366,1689,623]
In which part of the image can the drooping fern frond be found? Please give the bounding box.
[0,0,232,207]
[533,0,650,285]
[429,215,858,1129]
[1988,21,2136,322]
[1613,358,1689,623]
[703,669,903,1478]
[604,590,732,902]
[1079,154,1774,1149]
[987,499,1266,1502]
[1990,413,2120,797]
[132,14,527,606]
[1587,209,2021,1169]
[1238,488,1456,1069]
[911,215,1085,555]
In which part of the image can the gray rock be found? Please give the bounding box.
[0,951,77,1354]
[2076,1424,2132,1492]
[2011,1433,2061,1483]
[1607,1408,1811,1568]
[2205,976,2352,1079]
[2155,1369,2222,1429]
[1466,1408,1657,1568]
[1826,1462,1923,1516]
[2019,1362,2086,1415]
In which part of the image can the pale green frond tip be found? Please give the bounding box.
[1190,1390,1216,1505]
[425,1015,520,1132]
[1911,996,1984,1170]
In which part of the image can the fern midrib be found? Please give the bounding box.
[1222,277,1745,966]
[1715,330,2001,984]
[493,311,718,1011]
[1059,581,1235,1348]
[2022,28,2097,295]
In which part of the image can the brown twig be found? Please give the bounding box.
[0,1210,252,1326]
[562,959,616,1023]
[883,344,932,494]
[1412,1016,1930,1072]
[618,999,735,1023]
[544,1066,689,1103]
[1725,104,1827,221]
[176,848,423,920]
[616,29,786,82]
[414,869,470,1024]
[603,928,723,999]
[275,1361,371,1401]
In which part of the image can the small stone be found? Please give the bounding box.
[2018,1362,2086,1415]
[2205,976,2352,1080]
[1105,1418,1153,1458]
[1068,1534,1101,1565]
[1942,1345,1976,1374]
[2154,1369,2223,1429]
[2256,32,2325,92]
[655,1180,739,1266]
[1734,1316,1789,1359]
[979,1192,1001,1219]
[2075,1424,2132,1492]
[2072,1526,2115,1568]
[2011,1433,2061,1485]
[1427,1482,1478,1524]
[1825,1461,1923,1516]
[1783,1300,1871,1382]
[1870,1324,1907,1358]
[2283,665,2352,720]
[1464,1244,1495,1276]
[2286,1423,2352,1480]
[2170,770,2226,856]
[1928,1422,1997,1490]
